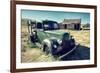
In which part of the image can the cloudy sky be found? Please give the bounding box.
[21,9,90,24]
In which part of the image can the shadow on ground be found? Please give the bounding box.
[61,45,90,61]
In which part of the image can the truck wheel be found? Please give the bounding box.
[42,39,51,54]
[29,30,38,43]
[43,44,50,54]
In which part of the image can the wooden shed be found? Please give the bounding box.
[60,19,81,30]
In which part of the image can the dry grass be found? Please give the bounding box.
[64,30,90,47]
[21,25,58,63]
[21,25,90,63]
[21,48,57,62]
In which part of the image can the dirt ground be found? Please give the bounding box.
[21,25,90,63]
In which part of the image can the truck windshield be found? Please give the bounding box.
[43,22,59,30]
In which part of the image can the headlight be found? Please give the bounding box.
[53,45,57,48]
[57,39,62,44]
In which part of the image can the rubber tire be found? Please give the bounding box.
[43,44,50,54]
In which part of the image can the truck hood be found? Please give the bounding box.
[44,30,68,35]
[44,30,69,40]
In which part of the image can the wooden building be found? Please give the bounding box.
[60,19,81,30]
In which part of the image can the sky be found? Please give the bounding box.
[21,9,90,24]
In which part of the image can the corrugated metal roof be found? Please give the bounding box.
[62,19,81,24]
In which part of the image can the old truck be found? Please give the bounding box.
[28,20,78,59]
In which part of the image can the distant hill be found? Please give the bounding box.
[82,23,90,28]
[82,23,90,30]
